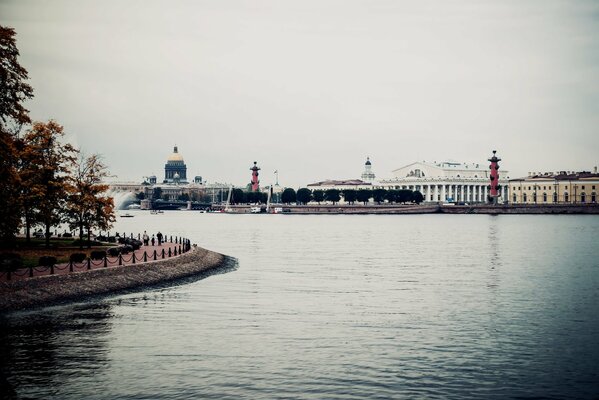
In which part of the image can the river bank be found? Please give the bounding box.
[214,203,599,214]
[0,246,229,313]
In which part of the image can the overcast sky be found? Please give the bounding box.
[1,0,598,187]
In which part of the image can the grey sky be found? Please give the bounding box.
[1,0,598,187]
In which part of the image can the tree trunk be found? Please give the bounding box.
[79,224,84,250]
[87,228,91,249]
[45,221,51,248]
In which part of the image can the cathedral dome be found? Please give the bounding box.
[168,146,184,162]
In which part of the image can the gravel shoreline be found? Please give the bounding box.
[0,246,228,313]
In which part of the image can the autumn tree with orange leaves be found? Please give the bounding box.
[66,153,115,249]
[21,121,78,247]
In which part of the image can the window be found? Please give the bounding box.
[593,186,596,190]
[592,193,597,203]
[543,186,546,190]
[533,193,537,203]
[543,193,547,202]
[564,192,569,202]
[553,192,558,203]
[523,193,527,202]
[581,193,586,203]
[582,186,585,190]
[513,194,517,203]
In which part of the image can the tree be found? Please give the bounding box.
[136,191,145,200]
[231,188,245,204]
[246,191,264,204]
[325,189,340,204]
[0,26,34,132]
[152,187,162,200]
[178,193,190,202]
[313,190,325,204]
[66,153,115,248]
[281,188,296,204]
[385,190,399,204]
[372,189,386,204]
[412,191,424,204]
[342,189,357,204]
[356,189,371,205]
[0,26,33,242]
[397,189,413,204]
[0,134,23,244]
[22,121,76,247]
[296,188,312,205]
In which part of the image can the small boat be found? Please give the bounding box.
[150,210,164,214]
[120,213,135,218]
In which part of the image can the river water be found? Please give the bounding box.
[2,213,599,399]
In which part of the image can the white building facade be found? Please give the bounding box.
[378,161,510,203]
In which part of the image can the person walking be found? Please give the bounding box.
[157,231,163,246]
[151,235,155,246]
[143,231,149,246]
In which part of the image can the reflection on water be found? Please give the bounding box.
[2,214,599,399]
[0,304,112,399]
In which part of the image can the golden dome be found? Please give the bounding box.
[167,146,184,162]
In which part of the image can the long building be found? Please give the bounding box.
[508,169,598,204]
[378,160,510,203]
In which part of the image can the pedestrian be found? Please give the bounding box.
[151,235,155,246]
[157,231,163,246]
[143,231,149,246]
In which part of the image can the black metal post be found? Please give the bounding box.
[50,264,54,275]
[69,261,73,272]
[29,266,33,277]
[87,258,91,270]
[119,254,123,266]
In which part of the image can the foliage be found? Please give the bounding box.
[325,189,341,204]
[312,190,325,204]
[246,191,267,204]
[372,189,386,204]
[65,153,115,249]
[136,191,145,200]
[0,25,33,241]
[412,191,424,204]
[178,193,190,201]
[152,187,162,200]
[342,189,357,204]
[231,188,245,204]
[22,121,77,247]
[296,188,312,205]
[281,188,297,204]
[397,189,413,203]
[0,25,33,132]
[356,189,371,205]
[0,132,22,242]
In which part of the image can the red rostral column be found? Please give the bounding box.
[250,161,260,192]
[488,150,501,204]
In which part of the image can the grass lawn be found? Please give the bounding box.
[2,238,113,268]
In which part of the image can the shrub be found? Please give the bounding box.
[0,253,23,271]
[90,250,107,260]
[107,247,121,257]
[120,245,133,254]
[69,253,87,263]
[72,239,102,247]
[38,256,57,266]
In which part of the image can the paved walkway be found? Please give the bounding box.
[1,241,187,282]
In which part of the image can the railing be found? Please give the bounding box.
[0,235,192,282]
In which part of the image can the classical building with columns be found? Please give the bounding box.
[377,160,510,203]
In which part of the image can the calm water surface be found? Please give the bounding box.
[2,214,599,399]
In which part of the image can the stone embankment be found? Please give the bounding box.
[0,246,228,313]
[216,204,599,214]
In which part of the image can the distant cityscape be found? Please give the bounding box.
[108,146,598,209]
